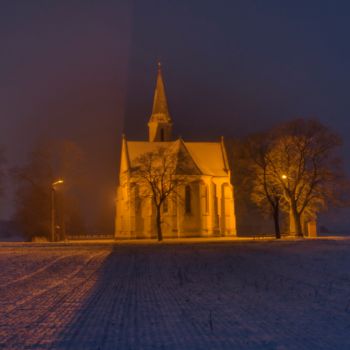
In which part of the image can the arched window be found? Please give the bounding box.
[135,185,141,213]
[212,183,219,228]
[213,183,218,216]
[204,185,209,214]
[163,198,168,213]
[185,185,191,214]
[160,128,164,141]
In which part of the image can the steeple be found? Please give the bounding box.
[148,62,173,142]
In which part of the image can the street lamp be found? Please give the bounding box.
[281,174,288,180]
[51,179,64,242]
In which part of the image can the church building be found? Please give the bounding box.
[115,64,236,239]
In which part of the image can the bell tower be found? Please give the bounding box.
[148,62,173,142]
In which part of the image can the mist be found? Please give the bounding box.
[0,1,132,231]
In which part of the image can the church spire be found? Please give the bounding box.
[148,62,173,142]
[151,62,171,119]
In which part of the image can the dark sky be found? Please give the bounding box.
[1,1,350,230]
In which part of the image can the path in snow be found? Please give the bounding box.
[1,240,350,349]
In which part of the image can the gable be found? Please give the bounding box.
[173,140,201,175]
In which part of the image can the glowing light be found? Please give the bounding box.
[52,179,64,186]
[281,174,288,180]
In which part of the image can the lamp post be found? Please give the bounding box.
[281,174,299,236]
[51,179,64,242]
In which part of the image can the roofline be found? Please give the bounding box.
[220,136,231,173]
[177,138,204,176]
[120,134,131,176]
[123,138,230,177]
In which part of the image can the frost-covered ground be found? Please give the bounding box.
[1,239,350,349]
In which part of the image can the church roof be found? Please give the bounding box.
[184,142,228,176]
[124,139,229,177]
[148,63,172,124]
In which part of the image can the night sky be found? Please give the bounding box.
[1,1,350,230]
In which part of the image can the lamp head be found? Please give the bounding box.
[52,179,64,186]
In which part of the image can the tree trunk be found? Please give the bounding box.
[156,206,163,241]
[273,202,281,239]
[291,201,303,237]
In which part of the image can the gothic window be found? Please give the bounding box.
[212,184,218,216]
[212,183,219,228]
[135,185,141,213]
[204,185,209,214]
[163,198,168,213]
[160,128,164,141]
[185,185,191,214]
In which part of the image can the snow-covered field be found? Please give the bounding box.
[1,239,350,349]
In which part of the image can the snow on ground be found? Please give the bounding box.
[1,239,350,349]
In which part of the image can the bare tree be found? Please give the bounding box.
[244,134,286,238]
[240,120,348,238]
[130,146,188,241]
[12,139,85,240]
[265,119,347,236]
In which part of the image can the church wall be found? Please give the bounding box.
[179,181,202,237]
[134,185,143,234]
[211,178,236,236]
[221,183,236,235]
[160,197,178,238]
[115,174,237,239]
[199,181,210,235]
[115,184,134,238]
[138,196,156,239]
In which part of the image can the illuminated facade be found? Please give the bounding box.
[115,64,236,239]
